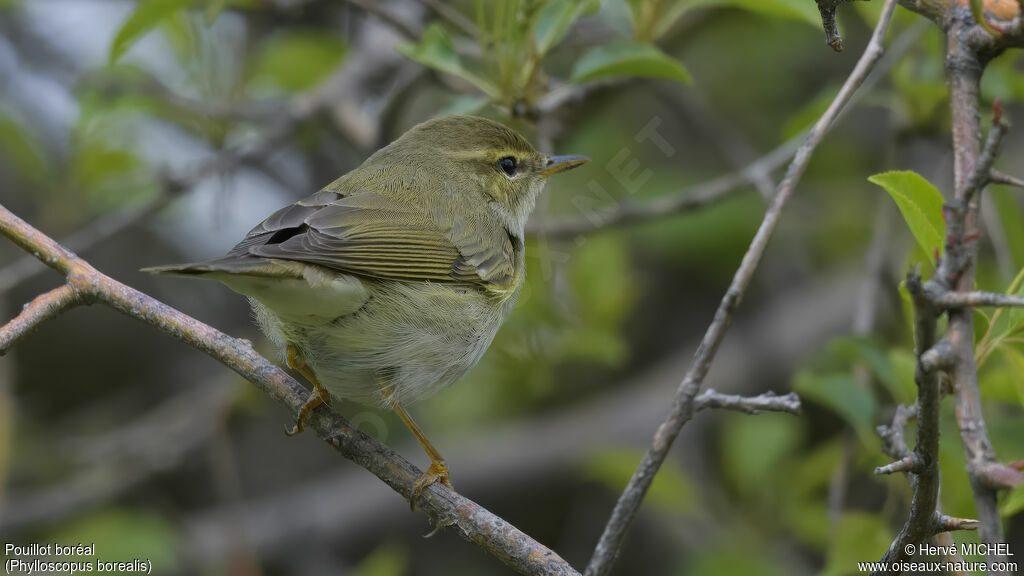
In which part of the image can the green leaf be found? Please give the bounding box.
[570,40,690,84]
[533,0,597,55]
[248,31,348,91]
[869,171,946,257]
[684,0,821,27]
[794,371,877,442]
[397,24,500,98]
[109,0,194,64]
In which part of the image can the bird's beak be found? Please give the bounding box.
[540,154,589,177]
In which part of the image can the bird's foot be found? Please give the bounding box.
[411,459,452,510]
[285,381,332,436]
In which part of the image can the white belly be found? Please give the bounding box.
[250,277,510,408]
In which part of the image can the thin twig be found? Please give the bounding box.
[0,284,83,353]
[875,454,919,475]
[990,170,1024,188]
[0,205,580,576]
[963,104,1009,206]
[932,290,1024,309]
[582,3,900,575]
[694,389,801,415]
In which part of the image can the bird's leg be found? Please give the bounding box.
[380,385,452,508]
[284,344,332,436]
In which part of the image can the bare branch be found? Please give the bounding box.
[963,103,1010,206]
[872,269,943,573]
[0,204,580,576]
[935,514,980,532]
[875,455,920,476]
[814,0,866,52]
[582,3,901,575]
[877,402,917,462]
[920,337,954,372]
[694,389,801,415]
[0,284,83,353]
[943,16,1016,565]
[932,290,1024,309]
[990,169,1024,188]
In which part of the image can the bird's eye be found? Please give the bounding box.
[498,156,517,177]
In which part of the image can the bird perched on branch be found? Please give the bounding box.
[146,115,588,501]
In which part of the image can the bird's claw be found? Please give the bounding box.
[410,460,452,511]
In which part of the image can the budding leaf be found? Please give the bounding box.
[869,170,946,258]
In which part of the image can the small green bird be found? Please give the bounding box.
[146,115,587,499]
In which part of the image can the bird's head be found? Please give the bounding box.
[370,115,588,235]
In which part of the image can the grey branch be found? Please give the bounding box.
[581,2,901,575]
[872,270,944,574]
[815,0,867,52]
[990,170,1024,188]
[694,389,801,415]
[0,283,83,353]
[875,454,919,476]
[932,290,1024,309]
[0,205,580,576]
[944,16,1023,568]
[963,109,1010,206]
[919,338,954,372]
[935,514,981,532]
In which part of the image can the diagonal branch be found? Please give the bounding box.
[0,284,84,353]
[990,170,1024,188]
[581,2,901,575]
[0,204,580,576]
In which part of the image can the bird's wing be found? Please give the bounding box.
[241,190,516,289]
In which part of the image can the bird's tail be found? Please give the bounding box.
[141,257,299,279]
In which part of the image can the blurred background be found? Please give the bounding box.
[0,0,1022,574]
